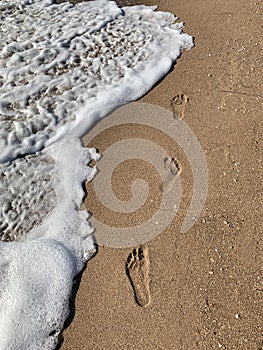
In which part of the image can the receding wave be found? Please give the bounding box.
[0,0,193,348]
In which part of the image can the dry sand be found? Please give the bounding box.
[60,0,262,349]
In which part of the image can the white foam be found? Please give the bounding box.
[0,0,193,348]
[0,239,77,350]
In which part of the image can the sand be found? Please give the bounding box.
[59,0,262,349]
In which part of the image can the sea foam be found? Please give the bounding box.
[0,0,193,348]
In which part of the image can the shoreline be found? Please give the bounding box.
[61,0,262,349]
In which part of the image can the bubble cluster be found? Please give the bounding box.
[0,153,56,241]
[0,239,76,350]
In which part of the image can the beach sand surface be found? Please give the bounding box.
[60,0,262,349]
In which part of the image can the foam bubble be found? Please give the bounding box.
[0,239,77,350]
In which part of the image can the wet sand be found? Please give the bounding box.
[60,0,262,349]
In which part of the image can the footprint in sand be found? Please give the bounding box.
[126,246,151,307]
[171,93,189,119]
[160,156,181,192]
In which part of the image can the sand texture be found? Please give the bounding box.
[60,0,262,349]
